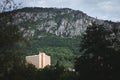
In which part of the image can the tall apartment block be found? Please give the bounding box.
[26,52,51,68]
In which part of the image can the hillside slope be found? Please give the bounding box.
[2,7,120,67]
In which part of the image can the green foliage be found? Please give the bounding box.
[22,32,80,67]
[75,22,120,80]
[35,63,76,80]
[0,12,26,80]
[37,47,75,67]
[14,26,80,67]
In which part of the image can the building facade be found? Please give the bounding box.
[26,52,51,68]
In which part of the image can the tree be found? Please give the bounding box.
[0,0,22,12]
[75,22,120,80]
[0,9,26,80]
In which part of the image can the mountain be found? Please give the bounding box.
[11,8,107,36]
[2,7,120,67]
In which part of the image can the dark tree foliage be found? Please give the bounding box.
[75,22,120,80]
[0,12,26,80]
[35,62,76,80]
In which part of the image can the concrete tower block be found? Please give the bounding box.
[26,52,51,69]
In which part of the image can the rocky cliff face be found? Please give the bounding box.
[11,7,120,38]
[2,7,120,67]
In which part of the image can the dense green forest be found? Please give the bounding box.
[16,13,82,67]
[22,31,80,67]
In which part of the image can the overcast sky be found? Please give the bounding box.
[14,0,120,22]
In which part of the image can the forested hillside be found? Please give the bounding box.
[1,7,120,67]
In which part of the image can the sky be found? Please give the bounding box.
[14,0,120,22]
